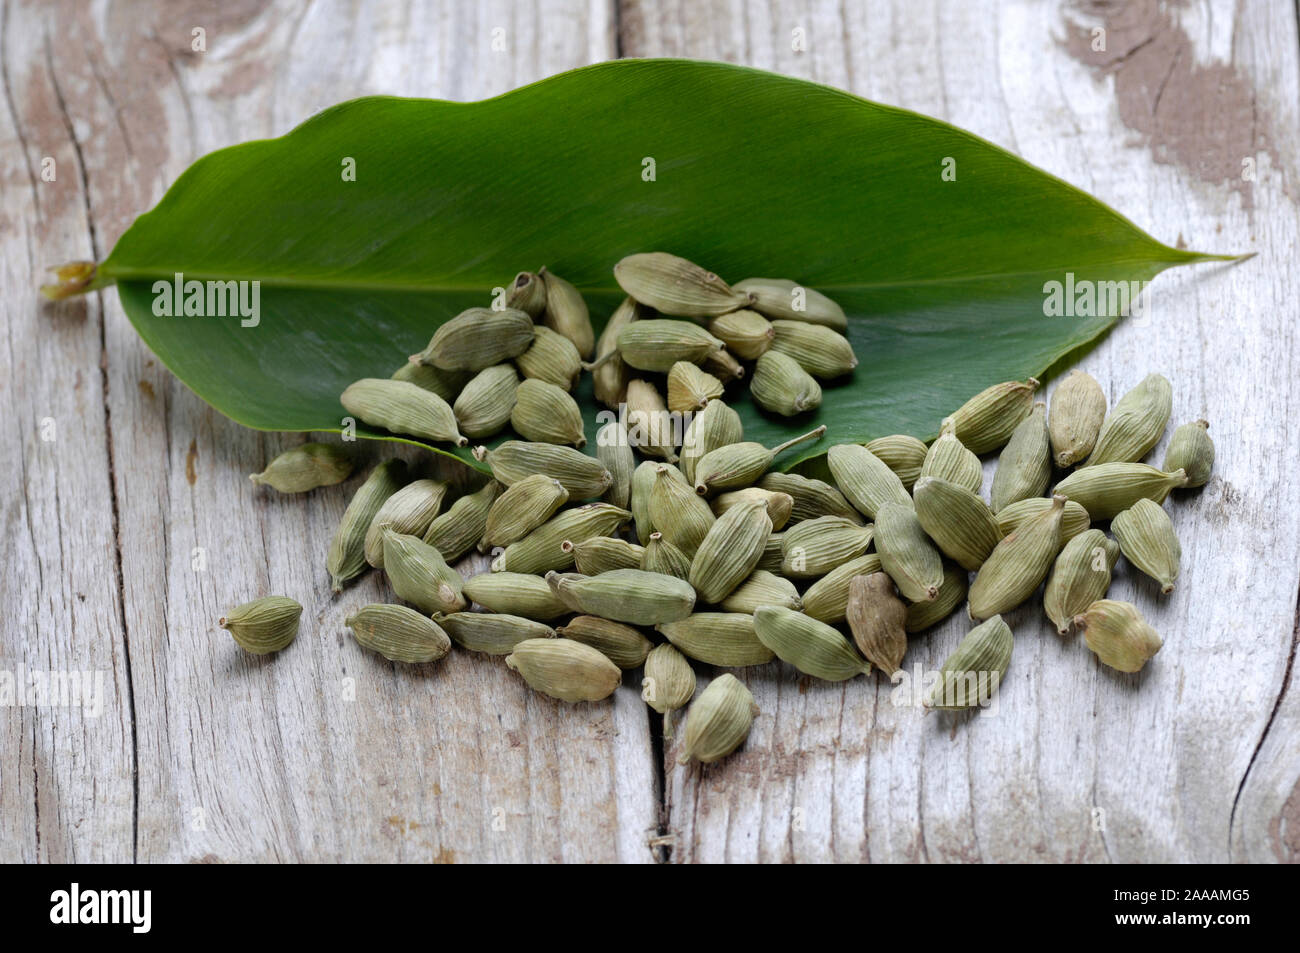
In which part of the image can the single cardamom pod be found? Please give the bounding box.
[642,643,696,714]
[614,252,752,317]
[474,440,613,499]
[480,473,570,551]
[658,612,774,667]
[912,476,1003,571]
[905,563,968,633]
[942,377,1040,455]
[996,496,1091,542]
[515,325,583,391]
[692,426,826,495]
[865,434,928,492]
[511,378,588,447]
[219,596,302,655]
[391,360,470,402]
[381,530,466,615]
[846,572,908,674]
[1085,373,1172,466]
[779,515,875,579]
[539,267,595,358]
[1048,369,1106,467]
[757,532,785,572]
[680,398,743,484]
[592,298,642,408]
[1052,463,1188,520]
[874,502,944,602]
[340,378,467,446]
[1111,498,1181,593]
[546,568,696,624]
[1076,599,1162,672]
[452,364,519,438]
[626,378,679,460]
[463,571,570,619]
[758,471,863,524]
[364,478,449,568]
[708,309,774,359]
[989,402,1050,512]
[925,615,1013,710]
[556,615,653,669]
[753,606,871,681]
[614,319,726,371]
[439,612,555,655]
[688,498,773,603]
[1163,419,1213,487]
[1042,529,1120,634]
[718,569,803,613]
[596,420,636,510]
[711,488,794,530]
[701,347,746,382]
[504,270,547,317]
[678,673,759,764]
[750,350,822,416]
[667,361,725,413]
[648,463,716,556]
[640,532,693,580]
[250,442,353,493]
[410,307,535,370]
[799,553,883,623]
[423,480,502,561]
[732,277,847,331]
[827,443,912,518]
[506,637,622,702]
[491,503,632,574]
[769,320,858,378]
[631,460,660,542]
[345,603,451,664]
[564,535,645,575]
[968,494,1066,620]
[920,431,983,495]
[327,459,407,591]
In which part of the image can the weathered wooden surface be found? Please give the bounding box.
[2,0,1297,863]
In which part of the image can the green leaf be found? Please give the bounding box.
[91,59,1227,471]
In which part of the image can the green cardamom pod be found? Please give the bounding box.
[751,350,822,416]
[905,563,968,633]
[1042,529,1120,635]
[364,478,449,568]
[474,440,613,500]
[506,637,622,702]
[564,535,645,575]
[708,309,774,359]
[391,360,470,402]
[658,612,775,667]
[640,532,693,580]
[865,434,928,492]
[614,252,752,317]
[732,277,847,331]
[642,643,696,715]
[340,378,467,446]
[692,426,826,495]
[925,615,1013,710]
[680,398,744,484]
[491,503,631,574]
[614,318,725,372]
[346,604,451,664]
[711,488,794,531]
[779,515,874,579]
[1052,463,1188,520]
[757,532,784,571]
[511,378,587,448]
[667,361,725,413]
[942,377,1040,455]
[556,615,653,669]
[546,567,696,625]
[592,298,642,408]
[800,553,884,624]
[462,571,570,620]
[701,347,746,382]
[515,325,583,391]
[439,612,555,656]
[912,476,1003,571]
[874,502,943,602]
[220,596,302,655]
[846,572,907,674]
[1084,373,1172,467]
[539,267,595,358]
[250,442,353,493]
[968,494,1065,620]
[920,431,983,495]
[769,320,858,378]
[410,307,535,370]
[648,464,716,556]
[422,480,502,561]
[990,402,1050,513]
[381,529,466,615]
[758,471,863,524]
[480,473,569,551]
[718,569,803,613]
[596,420,636,511]
[678,673,758,764]
[689,498,773,603]
[631,460,660,542]
[1111,498,1181,594]
[327,459,407,591]
[1048,369,1106,467]
[1163,419,1213,487]
[1076,599,1161,672]
[504,270,547,317]
[626,378,679,461]
[827,443,912,519]
[995,496,1091,542]
[452,364,519,438]
[753,606,871,681]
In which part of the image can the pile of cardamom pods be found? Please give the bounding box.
[222,251,1213,765]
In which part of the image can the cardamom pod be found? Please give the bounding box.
[340,378,467,446]
[925,615,1013,710]
[1048,369,1106,467]
[692,426,826,495]
[920,431,983,494]
[506,637,622,702]
[614,319,725,372]
[631,460,660,541]
[846,572,908,674]
[874,502,943,602]
[364,478,448,567]
[250,442,353,493]
[556,615,653,669]
[1163,419,1213,487]
[642,643,696,714]
[757,532,785,571]
[592,298,641,408]
[452,364,519,438]
[1042,529,1120,635]
[381,530,466,615]
[1052,463,1188,520]
[596,420,636,510]
[989,402,1050,512]
[732,277,847,331]
[474,440,613,499]
[539,267,595,358]
[614,252,752,317]
[480,473,570,551]
[701,347,746,382]
[667,361,725,413]
[491,503,631,574]
[1076,599,1161,672]
[688,498,773,603]
[718,569,803,613]
[769,320,858,378]
[905,563,968,633]
[827,443,912,519]
[410,307,535,370]
[504,270,547,317]
[511,378,588,448]
[626,378,679,460]
[912,476,1003,571]
[658,612,775,667]
[942,377,1040,455]
[328,459,407,591]
[391,360,470,402]
[423,480,502,561]
[758,471,863,524]
[708,309,774,359]
[564,535,645,575]
[711,488,794,530]
[678,673,758,764]
[680,398,743,485]
[219,596,302,655]
[968,494,1066,620]
[995,496,1091,542]
[1110,498,1181,594]
[346,604,451,664]
[515,325,583,391]
[546,567,697,625]
[640,531,693,579]
[752,605,871,681]
[865,434,928,492]
[648,463,716,556]
[800,553,884,623]
[463,571,570,620]
[439,612,555,655]
[1085,373,1172,466]
[751,350,822,416]
[779,515,874,579]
